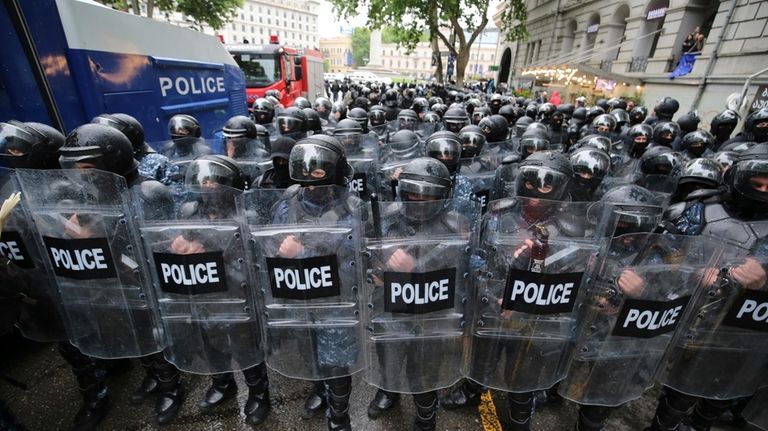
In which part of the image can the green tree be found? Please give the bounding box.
[329,0,528,86]
[96,0,243,30]
[351,27,371,68]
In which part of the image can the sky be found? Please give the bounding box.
[316,0,501,38]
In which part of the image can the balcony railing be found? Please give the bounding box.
[599,59,613,72]
[628,56,648,73]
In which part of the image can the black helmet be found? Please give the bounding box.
[674,157,723,201]
[498,104,520,125]
[384,89,399,108]
[427,96,443,108]
[431,103,447,118]
[185,154,247,191]
[652,121,681,147]
[595,98,609,111]
[525,103,538,120]
[347,107,369,132]
[398,109,419,131]
[313,97,333,120]
[654,97,679,121]
[59,123,138,176]
[709,109,740,142]
[478,115,507,143]
[270,136,296,160]
[538,103,557,121]
[293,97,311,110]
[426,131,462,174]
[458,125,486,158]
[575,134,612,154]
[252,98,276,124]
[575,96,587,107]
[368,105,387,127]
[91,113,145,152]
[422,111,441,127]
[444,107,469,134]
[302,108,323,133]
[639,146,682,176]
[515,151,573,201]
[519,134,552,159]
[0,120,64,169]
[597,185,661,235]
[389,129,421,157]
[676,111,701,135]
[333,119,363,152]
[681,130,715,158]
[727,143,768,211]
[586,106,606,124]
[223,115,258,139]
[745,107,768,142]
[168,114,201,139]
[569,147,611,199]
[628,124,653,155]
[277,107,307,135]
[629,106,648,125]
[331,102,347,121]
[412,97,429,114]
[398,157,452,222]
[610,109,630,127]
[265,89,282,101]
[572,107,588,124]
[489,94,503,114]
[592,114,617,134]
[525,122,549,137]
[514,116,534,138]
[471,106,491,125]
[607,98,627,112]
[289,135,352,186]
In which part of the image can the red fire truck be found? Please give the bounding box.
[227,35,325,109]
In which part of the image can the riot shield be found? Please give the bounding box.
[0,168,66,342]
[238,186,365,380]
[15,169,161,358]
[459,155,503,214]
[134,185,263,374]
[468,198,602,393]
[658,228,768,400]
[362,199,479,394]
[744,385,768,430]
[378,159,412,201]
[348,155,380,202]
[558,233,722,407]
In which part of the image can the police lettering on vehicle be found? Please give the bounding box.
[154,251,227,294]
[267,255,341,300]
[43,236,116,280]
[348,172,368,199]
[612,296,691,338]
[502,269,583,314]
[0,231,34,269]
[723,290,768,332]
[159,76,226,98]
[384,268,456,314]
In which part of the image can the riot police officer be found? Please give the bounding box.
[163,114,212,159]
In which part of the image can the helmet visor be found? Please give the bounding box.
[289,144,338,183]
[515,166,569,200]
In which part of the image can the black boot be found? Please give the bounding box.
[413,392,438,431]
[681,398,733,431]
[198,373,236,412]
[58,342,110,431]
[507,392,534,431]
[326,377,352,431]
[645,389,697,431]
[153,356,184,425]
[130,356,159,404]
[367,389,400,419]
[303,381,326,419]
[440,379,484,410]
[243,363,271,426]
[575,405,613,431]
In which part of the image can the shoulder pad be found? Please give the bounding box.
[179,201,199,219]
[685,188,723,202]
[281,184,302,200]
[502,155,521,165]
[703,202,731,224]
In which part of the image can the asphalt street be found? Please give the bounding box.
[0,335,753,431]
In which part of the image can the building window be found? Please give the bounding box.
[267,8,271,15]
[251,26,255,33]
[231,23,236,30]
[241,24,245,31]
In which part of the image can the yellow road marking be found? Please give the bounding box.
[478,390,503,431]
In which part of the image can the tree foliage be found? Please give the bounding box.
[95,0,243,30]
[329,0,527,86]
[351,27,371,68]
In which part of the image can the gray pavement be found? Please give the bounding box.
[0,337,752,430]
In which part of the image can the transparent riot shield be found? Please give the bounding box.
[362,199,479,394]
[135,185,263,374]
[348,156,380,202]
[492,156,522,201]
[0,168,66,342]
[459,155,503,214]
[559,233,723,407]
[238,186,365,380]
[378,159,412,201]
[15,169,161,359]
[468,198,602,393]
[744,385,768,430]
[658,227,768,400]
[237,158,273,186]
